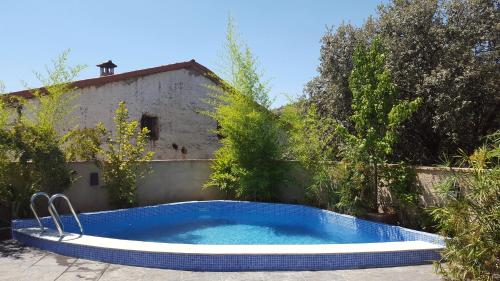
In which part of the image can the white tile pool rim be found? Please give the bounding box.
[15,227,443,255]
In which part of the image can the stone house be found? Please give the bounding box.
[7,59,222,159]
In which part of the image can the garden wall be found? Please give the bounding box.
[65,160,223,212]
[413,166,466,207]
[63,160,458,213]
[0,159,466,231]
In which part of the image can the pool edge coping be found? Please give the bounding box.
[14,227,443,255]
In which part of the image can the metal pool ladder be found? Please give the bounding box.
[30,193,84,237]
[30,192,53,232]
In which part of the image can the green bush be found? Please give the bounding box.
[381,163,427,228]
[0,51,85,219]
[430,132,499,281]
[332,160,366,216]
[96,102,154,208]
[280,102,339,208]
[0,93,10,202]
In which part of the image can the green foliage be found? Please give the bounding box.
[305,18,378,131]
[204,18,286,201]
[205,149,240,197]
[280,101,338,208]
[0,51,85,219]
[281,102,366,215]
[430,131,500,281]
[0,85,10,203]
[336,37,420,212]
[22,50,84,133]
[281,102,335,171]
[0,52,153,212]
[97,102,154,208]
[383,164,419,208]
[381,163,427,228]
[284,40,421,217]
[347,36,421,160]
[63,127,105,162]
[307,0,499,164]
[332,160,367,216]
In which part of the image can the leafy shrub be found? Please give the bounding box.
[204,19,286,201]
[96,102,154,208]
[381,163,427,228]
[333,160,366,216]
[430,132,499,281]
[0,93,9,201]
[280,102,338,208]
[7,123,73,217]
[0,51,84,219]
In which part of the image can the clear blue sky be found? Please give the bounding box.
[0,0,385,108]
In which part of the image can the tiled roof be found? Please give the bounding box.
[5,59,221,99]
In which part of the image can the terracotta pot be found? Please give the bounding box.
[365,212,398,225]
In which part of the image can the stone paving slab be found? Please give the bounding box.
[0,240,441,281]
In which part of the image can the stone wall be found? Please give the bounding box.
[22,68,221,160]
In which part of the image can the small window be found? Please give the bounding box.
[141,115,159,141]
[90,172,99,186]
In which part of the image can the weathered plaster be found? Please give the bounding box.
[25,68,220,159]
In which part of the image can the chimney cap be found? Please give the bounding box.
[97,60,117,68]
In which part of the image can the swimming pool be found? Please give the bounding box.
[12,201,444,271]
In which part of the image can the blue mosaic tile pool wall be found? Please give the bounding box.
[12,201,444,246]
[12,230,440,271]
[12,200,444,246]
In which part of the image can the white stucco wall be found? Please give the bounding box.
[64,160,225,212]
[28,68,220,159]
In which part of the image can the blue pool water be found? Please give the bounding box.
[101,217,385,244]
[13,201,444,270]
[108,217,349,244]
[78,204,399,245]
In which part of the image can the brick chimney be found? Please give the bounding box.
[97,60,117,76]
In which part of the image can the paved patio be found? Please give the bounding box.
[0,240,441,281]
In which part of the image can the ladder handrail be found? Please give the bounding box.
[48,194,84,237]
[29,192,51,232]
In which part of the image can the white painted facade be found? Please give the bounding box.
[26,66,221,160]
[72,68,219,159]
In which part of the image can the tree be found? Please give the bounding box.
[204,18,286,201]
[421,0,499,157]
[380,0,499,163]
[305,18,377,132]
[377,0,443,163]
[306,0,499,164]
[339,37,420,210]
[96,102,154,208]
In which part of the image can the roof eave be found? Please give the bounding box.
[3,60,222,99]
